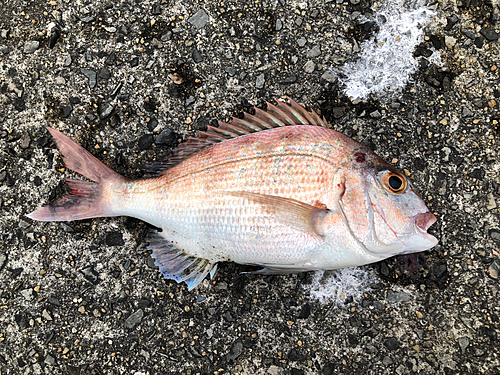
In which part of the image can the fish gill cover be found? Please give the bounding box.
[341,0,441,100]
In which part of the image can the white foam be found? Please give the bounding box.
[341,0,440,100]
[306,267,378,305]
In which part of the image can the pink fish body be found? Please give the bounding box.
[28,99,437,289]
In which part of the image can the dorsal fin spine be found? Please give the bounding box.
[218,122,250,136]
[265,101,296,125]
[231,116,267,132]
[253,107,285,127]
[151,99,330,172]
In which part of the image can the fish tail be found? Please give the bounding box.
[27,127,126,222]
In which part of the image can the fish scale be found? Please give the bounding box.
[28,98,438,290]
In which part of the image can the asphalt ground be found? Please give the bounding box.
[0,0,499,374]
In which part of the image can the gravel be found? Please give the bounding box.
[1,0,500,374]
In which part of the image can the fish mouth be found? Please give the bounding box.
[414,211,437,232]
[398,211,438,253]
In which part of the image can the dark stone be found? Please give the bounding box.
[363,328,378,338]
[48,26,61,48]
[48,296,60,306]
[489,229,500,242]
[155,129,174,145]
[224,311,234,322]
[98,102,115,120]
[85,51,92,62]
[480,28,499,41]
[61,105,72,118]
[290,369,305,375]
[80,69,97,88]
[69,97,81,105]
[485,327,498,342]
[105,231,124,246]
[192,49,203,63]
[429,35,443,49]
[462,30,476,40]
[332,107,346,119]
[442,76,451,91]
[138,298,151,308]
[34,176,41,186]
[105,52,117,65]
[5,173,14,187]
[297,303,311,319]
[469,168,485,180]
[419,58,429,71]
[430,263,447,279]
[81,266,99,284]
[425,75,441,88]
[151,3,161,15]
[226,340,243,361]
[445,14,459,30]
[147,118,158,131]
[384,337,399,350]
[322,363,335,375]
[125,309,143,329]
[347,333,358,346]
[282,75,297,84]
[130,56,139,67]
[138,134,154,151]
[98,67,111,80]
[474,36,485,48]
[414,46,433,58]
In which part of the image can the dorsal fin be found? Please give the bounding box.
[148,98,328,174]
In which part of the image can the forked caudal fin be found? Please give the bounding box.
[27,127,126,221]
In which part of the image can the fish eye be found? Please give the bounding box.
[380,170,407,194]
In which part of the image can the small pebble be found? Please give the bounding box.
[125,309,144,329]
[98,102,115,120]
[138,134,154,151]
[445,36,457,49]
[306,44,321,58]
[155,129,174,145]
[192,49,203,63]
[80,69,97,88]
[189,9,209,30]
[303,60,315,73]
[23,41,39,54]
[489,260,499,279]
[256,73,265,89]
[276,19,283,31]
[321,70,337,83]
[282,75,297,84]
[480,28,499,41]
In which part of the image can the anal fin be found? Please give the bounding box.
[147,231,217,290]
[243,263,316,275]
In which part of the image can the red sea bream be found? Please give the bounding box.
[28,98,438,289]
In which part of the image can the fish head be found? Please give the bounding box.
[340,155,438,258]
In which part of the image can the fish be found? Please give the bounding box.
[27,98,438,290]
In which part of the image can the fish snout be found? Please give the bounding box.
[414,212,436,232]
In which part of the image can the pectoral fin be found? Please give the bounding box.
[227,191,329,237]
